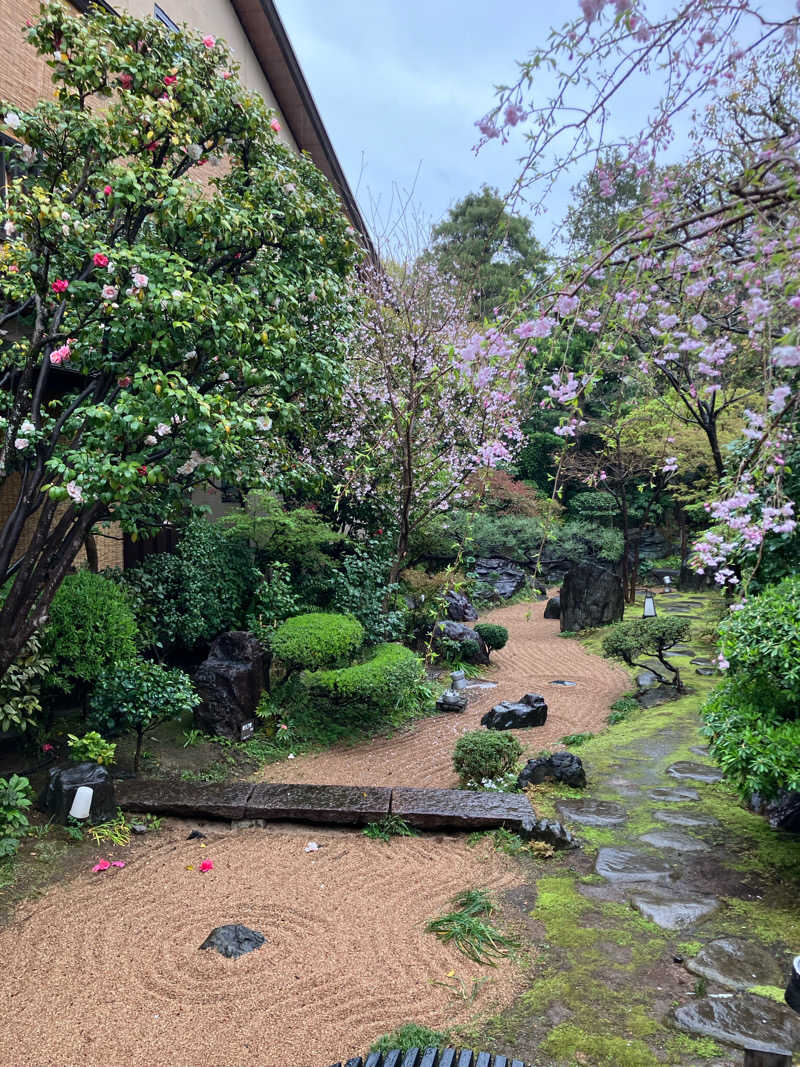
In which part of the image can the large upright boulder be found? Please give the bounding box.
[194,631,265,740]
[560,562,624,632]
[445,590,478,622]
[473,557,526,600]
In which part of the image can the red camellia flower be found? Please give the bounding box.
[93,252,109,267]
[138,465,148,477]
[118,375,132,387]
[119,73,132,89]
[163,74,177,86]
[199,859,214,872]
[103,184,112,196]
[51,279,69,293]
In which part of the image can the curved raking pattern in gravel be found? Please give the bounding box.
[256,600,630,789]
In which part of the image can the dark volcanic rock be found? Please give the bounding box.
[194,631,265,741]
[762,790,800,833]
[560,562,624,632]
[432,620,490,665]
[518,752,586,789]
[445,590,478,622]
[199,924,265,959]
[674,993,800,1055]
[543,595,560,620]
[482,693,548,730]
[518,814,577,851]
[38,762,116,824]
[473,557,526,600]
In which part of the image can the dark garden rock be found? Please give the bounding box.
[432,620,490,665]
[543,595,561,620]
[38,762,116,824]
[762,790,800,833]
[674,993,800,1055]
[517,814,577,851]
[199,924,265,959]
[556,798,627,826]
[559,562,624,632]
[193,630,266,741]
[687,938,787,992]
[678,563,717,591]
[482,693,548,730]
[445,590,478,622]
[435,689,468,713]
[473,557,526,600]
[518,752,586,790]
[667,761,723,784]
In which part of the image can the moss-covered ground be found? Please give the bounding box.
[455,589,799,1066]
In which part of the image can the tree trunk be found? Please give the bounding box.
[134,729,144,776]
[704,416,725,482]
[619,492,634,605]
[84,532,99,573]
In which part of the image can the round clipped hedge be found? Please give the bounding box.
[453,730,522,787]
[474,623,509,652]
[270,612,365,672]
[302,642,425,716]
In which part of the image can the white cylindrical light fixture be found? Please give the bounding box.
[69,786,94,820]
[642,592,657,618]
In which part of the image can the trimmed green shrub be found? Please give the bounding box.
[453,730,523,787]
[702,576,800,799]
[66,731,116,766]
[302,642,425,714]
[602,616,691,689]
[0,774,32,859]
[88,660,200,774]
[43,571,138,693]
[474,623,509,652]
[271,612,365,672]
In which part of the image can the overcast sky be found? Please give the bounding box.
[274,1,794,252]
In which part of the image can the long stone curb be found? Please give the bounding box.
[114,778,574,847]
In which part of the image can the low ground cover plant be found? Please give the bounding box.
[363,815,417,842]
[370,1024,449,1054]
[453,730,523,788]
[426,888,519,965]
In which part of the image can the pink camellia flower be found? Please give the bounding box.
[221,70,232,79]
[49,344,71,365]
[202,35,216,48]
[119,73,132,89]
[103,184,112,196]
[93,253,109,268]
[111,861,126,869]
[132,272,149,289]
[102,284,118,300]
[270,118,281,133]
[51,278,69,294]
[163,74,177,86]
[92,859,111,873]
[42,742,54,753]
[199,859,214,872]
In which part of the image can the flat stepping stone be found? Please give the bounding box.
[653,809,720,828]
[629,885,719,929]
[549,679,577,686]
[637,686,681,709]
[687,938,788,992]
[674,993,800,1055]
[245,784,392,824]
[556,798,628,827]
[696,667,717,676]
[639,829,709,852]
[667,761,723,784]
[116,779,257,820]
[649,787,700,802]
[595,846,672,883]
[690,745,710,755]
[637,670,660,689]
[691,658,714,666]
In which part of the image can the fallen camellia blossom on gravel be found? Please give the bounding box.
[92,859,111,873]
[199,859,214,872]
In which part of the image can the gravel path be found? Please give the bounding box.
[256,600,630,789]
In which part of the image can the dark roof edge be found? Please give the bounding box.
[233,0,375,260]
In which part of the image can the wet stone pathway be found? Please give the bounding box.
[553,722,800,1059]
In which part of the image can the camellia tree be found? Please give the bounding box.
[0,4,358,680]
[303,260,524,581]
[479,1,800,592]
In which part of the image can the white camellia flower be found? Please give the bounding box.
[20,420,35,435]
[3,220,16,237]
[66,481,83,503]
[14,438,28,450]
[144,435,157,445]
[132,272,148,289]
[186,143,202,160]
[4,112,21,130]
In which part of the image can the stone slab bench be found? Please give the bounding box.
[329,1050,531,1066]
[115,780,542,835]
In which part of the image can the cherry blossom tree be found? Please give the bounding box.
[480,1,800,592]
[304,261,524,581]
[0,4,358,679]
